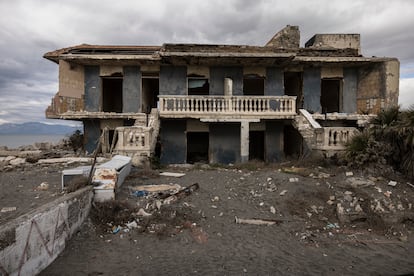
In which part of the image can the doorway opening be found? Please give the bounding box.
[321,79,342,113]
[243,75,265,96]
[249,131,265,161]
[284,72,303,110]
[187,132,209,164]
[102,77,123,113]
[284,125,303,158]
[142,77,159,114]
[188,78,209,95]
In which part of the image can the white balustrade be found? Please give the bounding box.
[316,127,359,150]
[158,95,296,116]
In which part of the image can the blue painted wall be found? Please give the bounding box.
[343,68,357,113]
[265,121,284,162]
[84,66,101,112]
[209,123,240,164]
[303,67,321,113]
[159,66,187,95]
[123,66,141,113]
[265,67,284,96]
[160,120,187,164]
[210,67,243,95]
[83,120,101,154]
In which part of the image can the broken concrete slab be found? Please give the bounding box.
[62,165,91,190]
[38,157,106,164]
[131,184,181,193]
[160,172,186,178]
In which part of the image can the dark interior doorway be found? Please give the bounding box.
[321,79,342,113]
[142,77,159,114]
[249,131,265,161]
[102,78,123,113]
[187,132,209,164]
[243,75,265,96]
[284,72,303,110]
[284,125,302,158]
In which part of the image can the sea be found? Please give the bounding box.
[0,134,67,149]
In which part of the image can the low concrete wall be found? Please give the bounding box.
[0,186,93,276]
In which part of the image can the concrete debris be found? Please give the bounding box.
[9,157,26,166]
[160,172,186,178]
[270,206,276,214]
[132,184,181,193]
[375,186,383,193]
[126,221,138,229]
[289,177,299,183]
[279,190,288,196]
[211,196,220,202]
[388,181,397,187]
[384,191,392,198]
[36,182,49,191]
[345,171,354,177]
[346,177,375,188]
[1,207,17,213]
[355,203,363,212]
[235,217,282,226]
[162,183,200,205]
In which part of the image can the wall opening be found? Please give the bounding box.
[187,132,209,164]
[142,77,159,113]
[284,72,303,110]
[284,125,302,158]
[102,77,123,112]
[243,75,265,96]
[188,78,209,95]
[321,78,342,113]
[249,131,265,161]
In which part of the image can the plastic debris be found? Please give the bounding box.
[1,207,17,213]
[132,190,149,197]
[36,182,49,191]
[160,172,186,178]
[112,225,121,234]
[345,171,353,177]
[279,190,288,196]
[289,178,299,183]
[235,216,282,226]
[388,181,397,187]
[136,208,152,217]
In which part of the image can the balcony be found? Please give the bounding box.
[314,127,359,150]
[158,95,297,119]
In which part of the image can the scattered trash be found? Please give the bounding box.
[388,181,397,187]
[326,222,340,229]
[407,182,414,189]
[384,191,392,198]
[289,177,299,183]
[136,208,152,217]
[112,225,121,234]
[160,172,186,178]
[131,190,149,197]
[279,190,288,196]
[374,186,383,193]
[235,216,282,226]
[345,171,354,177]
[347,177,375,188]
[1,207,17,213]
[162,183,200,205]
[126,221,138,229]
[211,196,220,202]
[270,206,276,214]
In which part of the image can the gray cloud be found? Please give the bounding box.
[0,0,413,125]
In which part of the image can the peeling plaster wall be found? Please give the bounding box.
[123,66,141,113]
[0,187,93,276]
[209,123,240,164]
[303,67,321,113]
[357,63,385,113]
[160,120,186,164]
[84,66,101,112]
[343,68,357,113]
[210,67,243,96]
[187,66,209,77]
[265,121,284,162]
[59,61,84,98]
[265,67,284,96]
[159,66,187,95]
[100,65,122,76]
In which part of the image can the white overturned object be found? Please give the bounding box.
[93,155,132,202]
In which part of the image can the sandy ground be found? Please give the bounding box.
[38,162,414,275]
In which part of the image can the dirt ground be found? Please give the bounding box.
[37,161,414,275]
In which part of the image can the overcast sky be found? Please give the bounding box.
[0,0,413,125]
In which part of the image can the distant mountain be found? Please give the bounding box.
[0,122,80,135]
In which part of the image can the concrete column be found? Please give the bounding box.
[224,78,233,96]
[240,120,249,162]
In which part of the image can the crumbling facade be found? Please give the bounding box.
[44,25,399,164]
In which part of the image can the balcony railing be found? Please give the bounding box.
[46,93,83,118]
[315,127,359,150]
[158,95,296,118]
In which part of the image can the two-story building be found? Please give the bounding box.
[44,25,399,164]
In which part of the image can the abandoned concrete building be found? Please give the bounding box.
[44,25,399,164]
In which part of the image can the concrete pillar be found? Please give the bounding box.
[240,121,249,162]
[224,78,233,96]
